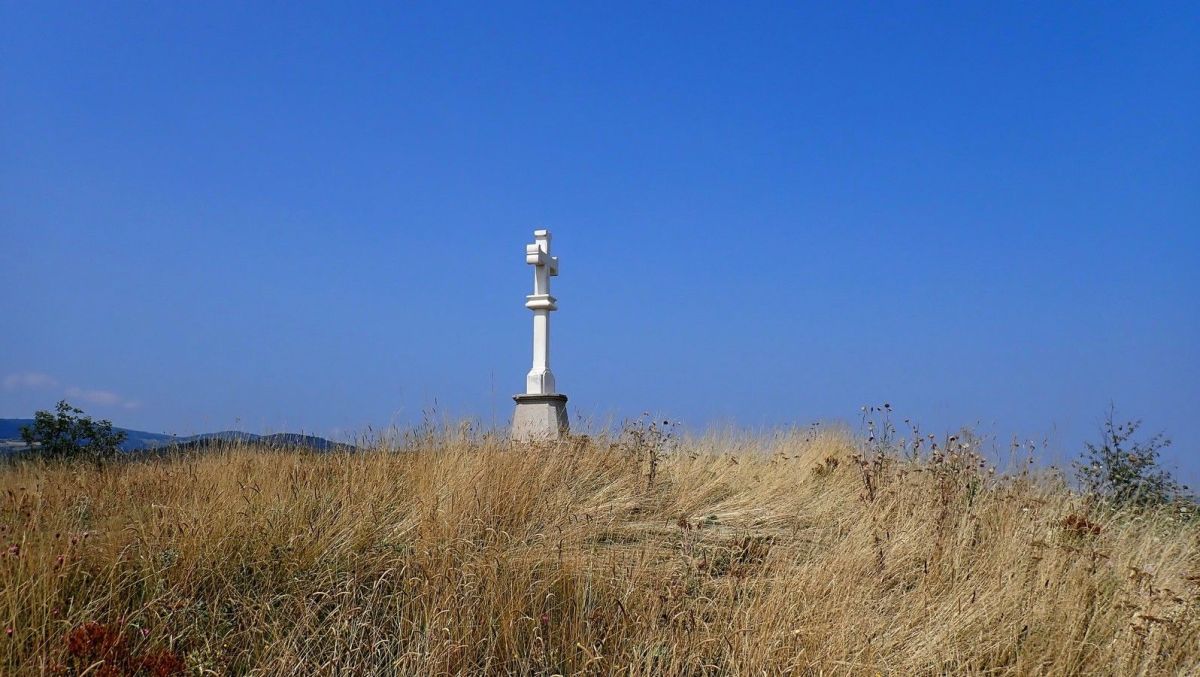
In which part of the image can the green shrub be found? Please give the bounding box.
[1074,408,1189,508]
[20,400,126,464]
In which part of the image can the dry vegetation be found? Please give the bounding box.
[2,420,1199,675]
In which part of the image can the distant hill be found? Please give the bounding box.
[165,431,354,452]
[0,419,352,454]
[0,419,176,451]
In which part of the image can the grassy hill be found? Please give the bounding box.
[1,427,1196,674]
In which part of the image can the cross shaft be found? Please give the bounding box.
[524,229,558,394]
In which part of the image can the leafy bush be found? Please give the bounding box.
[1074,408,1189,508]
[20,400,126,464]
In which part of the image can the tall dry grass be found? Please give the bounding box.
[2,423,1198,675]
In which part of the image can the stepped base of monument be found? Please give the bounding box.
[511,393,569,441]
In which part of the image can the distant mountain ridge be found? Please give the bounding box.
[0,419,351,453]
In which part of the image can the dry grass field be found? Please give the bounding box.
[2,422,1198,675]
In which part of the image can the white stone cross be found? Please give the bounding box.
[524,229,559,395]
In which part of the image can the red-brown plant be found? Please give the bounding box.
[61,622,184,676]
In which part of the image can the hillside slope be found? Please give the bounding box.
[1,430,1196,675]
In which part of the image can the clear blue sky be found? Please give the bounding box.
[2,3,1197,475]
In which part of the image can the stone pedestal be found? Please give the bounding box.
[511,394,569,441]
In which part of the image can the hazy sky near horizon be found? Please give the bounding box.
[2,4,1197,476]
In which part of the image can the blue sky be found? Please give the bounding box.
[2,3,1197,477]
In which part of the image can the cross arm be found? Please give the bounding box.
[525,245,559,276]
[525,243,547,266]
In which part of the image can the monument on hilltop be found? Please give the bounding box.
[511,229,569,441]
